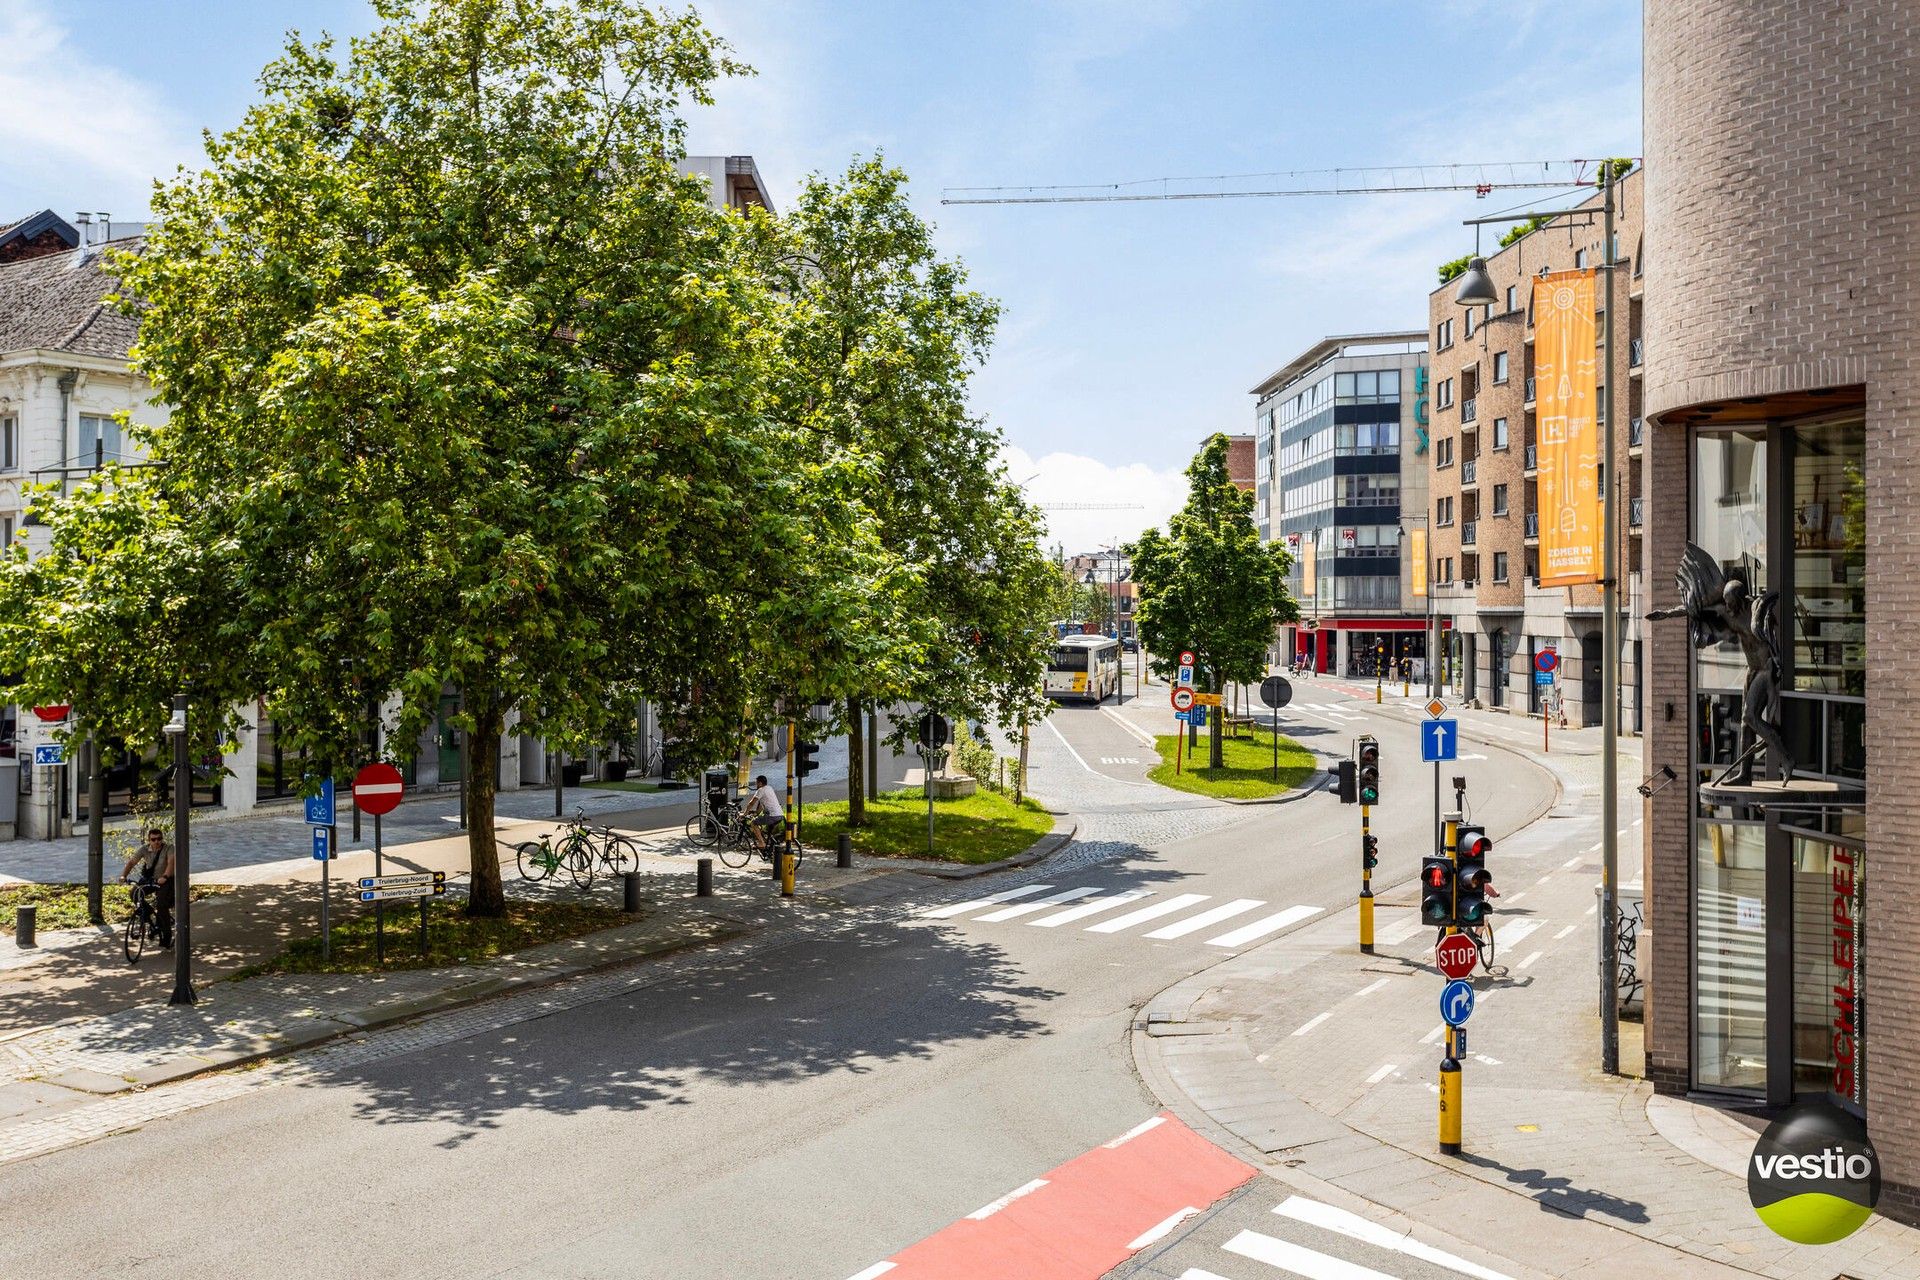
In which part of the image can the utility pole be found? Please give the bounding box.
[1597,170,1622,1076]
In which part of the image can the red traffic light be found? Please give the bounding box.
[1425,865,1449,888]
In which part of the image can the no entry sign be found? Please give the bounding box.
[1436,933,1478,980]
[352,762,406,816]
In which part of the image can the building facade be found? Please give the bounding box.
[1251,333,1429,676]
[1641,1,1919,1222]
[1424,169,1646,729]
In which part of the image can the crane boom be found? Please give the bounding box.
[943,158,1611,205]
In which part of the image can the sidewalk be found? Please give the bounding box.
[1133,705,1920,1278]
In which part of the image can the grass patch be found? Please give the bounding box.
[1147,728,1317,799]
[588,779,665,793]
[802,787,1055,865]
[233,896,629,976]
[1,882,226,933]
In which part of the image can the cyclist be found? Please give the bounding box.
[119,827,175,949]
[744,774,785,854]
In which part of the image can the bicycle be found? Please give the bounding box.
[590,825,640,878]
[516,815,595,887]
[684,797,738,847]
[1434,920,1499,973]
[124,880,168,964]
[717,811,802,872]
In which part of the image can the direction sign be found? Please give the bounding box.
[312,827,331,861]
[358,882,447,902]
[357,871,446,891]
[305,777,335,827]
[1425,698,1447,719]
[1180,709,1207,725]
[1421,719,1459,763]
[1258,676,1293,710]
[32,743,64,767]
[1534,669,1554,686]
[1436,933,1478,980]
[1191,692,1222,707]
[1178,650,1195,668]
[1534,649,1559,673]
[916,712,950,751]
[352,762,405,816]
[1440,978,1477,1027]
[1171,687,1195,712]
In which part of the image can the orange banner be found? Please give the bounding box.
[1532,269,1601,586]
[1409,526,1428,598]
[1302,536,1316,599]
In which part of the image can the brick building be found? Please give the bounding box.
[1641,1,1917,1221]
[1425,169,1647,729]
[1223,433,1256,492]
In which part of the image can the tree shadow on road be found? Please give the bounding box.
[1462,1152,1652,1224]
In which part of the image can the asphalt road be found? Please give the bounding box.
[0,682,1557,1280]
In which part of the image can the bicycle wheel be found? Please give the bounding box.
[602,833,639,875]
[124,907,146,965]
[563,833,595,888]
[516,840,552,881]
[1475,922,1496,969]
[717,833,753,869]
[683,814,720,846]
[777,835,804,870]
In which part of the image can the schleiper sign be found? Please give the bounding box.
[1748,1101,1880,1244]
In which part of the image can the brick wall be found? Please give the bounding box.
[1644,0,1920,1212]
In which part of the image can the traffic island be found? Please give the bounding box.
[2,882,229,935]
[1146,728,1316,799]
[802,786,1053,865]
[229,895,632,976]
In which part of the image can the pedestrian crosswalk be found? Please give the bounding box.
[1168,1194,1515,1280]
[918,884,1323,950]
[1099,755,1142,764]
[1290,702,1367,723]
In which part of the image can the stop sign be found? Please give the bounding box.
[352,762,405,816]
[32,705,70,723]
[1436,933,1478,980]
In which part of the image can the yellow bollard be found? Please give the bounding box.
[1440,1038,1463,1155]
[1359,804,1375,954]
[780,851,796,897]
[1359,893,1375,953]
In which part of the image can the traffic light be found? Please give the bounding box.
[1455,824,1493,925]
[795,740,822,778]
[1333,759,1357,804]
[1362,833,1379,870]
[1356,735,1381,805]
[1421,856,1456,927]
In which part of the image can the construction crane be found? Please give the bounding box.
[1036,502,1144,511]
[941,159,1616,206]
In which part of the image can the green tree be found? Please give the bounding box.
[1128,435,1296,768]
[39,0,830,917]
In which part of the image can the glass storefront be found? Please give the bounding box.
[1694,820,1768,1091]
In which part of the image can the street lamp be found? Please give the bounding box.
[160,691,195,1006]
[1455,173,1624,1075]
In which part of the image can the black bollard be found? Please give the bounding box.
[837,833,853,869]
[622,870,643,914]
[696,857,714,898]
[15,904,35,948]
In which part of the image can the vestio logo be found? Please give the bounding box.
[1748,1101,1880,1244]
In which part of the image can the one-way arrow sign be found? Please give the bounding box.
[1421,719,1458,763]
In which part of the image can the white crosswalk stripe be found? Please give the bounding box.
[1085,893,1211,933]
[1272,1196,1516,1279]
[920,884,1053,919]
[1207,904,1323,948]
[1029,889,1152,927]
[1225,1230,1399,1279]
[1144,898,1265,939]
[973,886,1099,922]
[918,888,1325,952]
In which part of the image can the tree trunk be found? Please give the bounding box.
[1016,721,1030,803]
[846,694,866,828]
[86,733,107,924]
[1208,673,1225,768]
[465,696,506,917]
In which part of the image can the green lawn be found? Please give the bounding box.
[1,882,227,933]
[588,779,665,793]
[1148,728,1317,799]
[802,787,1055,865]
[233,896,630,976]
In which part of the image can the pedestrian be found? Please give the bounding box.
[119,827,175,948]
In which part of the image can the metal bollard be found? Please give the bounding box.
[696,857,714,898]
[780,852,796,898]
[15,904,35,948]
[622,871,642,914]
[837,833,853,869]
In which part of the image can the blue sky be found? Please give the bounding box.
[0,0,1640,551]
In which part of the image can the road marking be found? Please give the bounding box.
[1563,856,1583,869]
[1421,1023,1445,1044]
[1175,1270,1232,1280]
[1585,840,1603,852]
[1105,1115,1167,1147]
[1506,892,1527,904]
[1473,1054,1503,1066]
[1087,893,1211,933]
[1585,903,1597,916]
[1030,889,1151,927]
[1127,1206,1201,1249]
[975,886,1100,922]
[1554,924,1577,939]
[1499,918,1544,949]
[1379,916,1425,945]
[1292,1011,1333,1037]
[844,1264,896,1280]
[1357,977,1391,997]
[1273,1196,1517,1280]
[1365,1063,1397,1084]
[1046,717,1098,775]
[1098,756,1141,765]
[1519,950,1544,970]
[1207,904,1324,948]
[1226,1229,1401,1280]
[1100,706,1159,747]
[921,884,1053,919]
[1146,898,1266,940]
[966,1178,1048,1219]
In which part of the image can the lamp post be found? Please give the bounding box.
[162,691,195,1006]
[1455,169,1623,1074]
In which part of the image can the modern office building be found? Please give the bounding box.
[1641,1,1918,1222]
[1424,166,1646,728]
[1251,333,1429,676]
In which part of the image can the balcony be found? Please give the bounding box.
[1461,458,1477,486]
[1462,520,1477,547]
[1523,512,1539,539]
[1524,376,1536,404]
[1629,338,1644,368]
[1629,416,1645,448]
[1461,398,1478,424]
[1523,444,1537,471]
[1630,497,1645,528]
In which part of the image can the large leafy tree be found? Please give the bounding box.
[756,158,1055,822]
[1129,434,1296,768]
[15,0,846,917]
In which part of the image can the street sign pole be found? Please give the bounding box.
[375,809,384,966]
[320,827,331,963]
[1439,811,1463,1156]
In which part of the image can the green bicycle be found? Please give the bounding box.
[516,817,595,887]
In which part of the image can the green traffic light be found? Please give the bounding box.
[1458,898,1486,924]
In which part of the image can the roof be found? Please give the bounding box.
[0,238,142,361]
[0,210,79,254]
[1249,330,1428,398]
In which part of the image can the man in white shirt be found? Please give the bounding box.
[746,774,784,851]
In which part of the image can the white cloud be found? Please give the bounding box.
[0,5,199,218]
[1002,443,1186,556]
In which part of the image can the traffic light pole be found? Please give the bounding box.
[1358,803,1374,954]
[1439,811,1462,1156]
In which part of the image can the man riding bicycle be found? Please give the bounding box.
[744,774,785,853]
[119,827,175,949]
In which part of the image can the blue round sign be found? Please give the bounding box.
[1440,978,1476,1027]
[1535,649,1559,673]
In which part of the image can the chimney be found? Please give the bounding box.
[74,213,92,247]
[96,212,110,243]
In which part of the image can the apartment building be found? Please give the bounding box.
[1424,167,1646,729]
[1251,333,1429,676]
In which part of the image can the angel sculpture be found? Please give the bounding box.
[1646,542,1794,786]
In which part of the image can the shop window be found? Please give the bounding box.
[1790,827,1865,1106]
[1694,821,1769,1092]
[1789,417,1865,698]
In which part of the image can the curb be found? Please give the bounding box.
[1218,770,1333,807]
[901,819,1080,880]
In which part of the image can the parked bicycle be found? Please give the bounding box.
[124,881,167,964]
[715,809,802,872]
[516,813,595,887]
[684,795,739,846]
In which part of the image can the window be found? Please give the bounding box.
[2,516,13,546]
[1504,285,1517,313]
[1492,484,1509,517]
[1492,552,1509,583]
[78,414,120,467]
[1574,248,1589,269]
[1597,383,1608,423]
[0,416,15,471]
[1439,557,1453,585]
[1464,308,1476,338]
[1437,495,1453,526]
[1492,352,1509,384]
[1492,417,1509,450]
[1435,318,1454,349]
[1436,437,1454,468]
[1436,378,1454,409]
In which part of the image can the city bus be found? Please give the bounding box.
[1045,634,1121,703]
